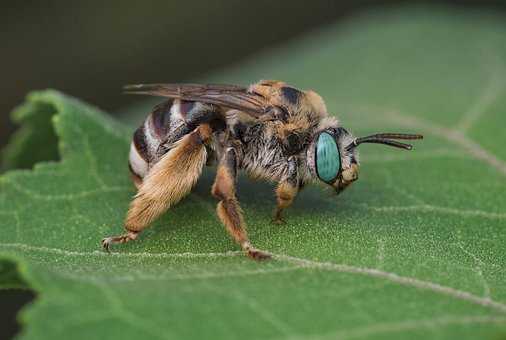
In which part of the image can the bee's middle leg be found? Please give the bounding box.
[211,147,271,260]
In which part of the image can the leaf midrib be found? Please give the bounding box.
[1,242,505,315]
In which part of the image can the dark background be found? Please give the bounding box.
[1,1,505,339]
[0,0,375,149]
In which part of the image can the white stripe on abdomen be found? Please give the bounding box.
[129,142,149,178]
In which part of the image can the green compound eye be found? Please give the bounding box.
[315,132,341,183]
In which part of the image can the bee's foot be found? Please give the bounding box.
[246,248,272,261]
[101,231,138,252]
[272,217,286,225]
[241,242,271,261]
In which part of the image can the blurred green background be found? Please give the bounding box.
[1,0,375,149]
[1,1,505,339]
[2,0,505,148]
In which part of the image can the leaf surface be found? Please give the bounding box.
[2,6,506,340]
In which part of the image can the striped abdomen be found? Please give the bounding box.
[128,99,219,184]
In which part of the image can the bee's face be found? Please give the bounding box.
[309,127,359,192]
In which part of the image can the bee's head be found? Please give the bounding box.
[308,123,422,193]
[308,127,359,192]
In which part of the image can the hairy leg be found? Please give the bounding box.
[273,182,298,225]
[273,156,299,224]
[211,147,270,260]
[102,124,212,251]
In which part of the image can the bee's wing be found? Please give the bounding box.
[124,83,268,118]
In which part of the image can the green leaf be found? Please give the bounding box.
[1,99,59,171]
[2,6,506,339]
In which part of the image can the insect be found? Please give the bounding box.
[101,80,423,260]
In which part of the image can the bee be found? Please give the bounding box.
[101,80,423,260]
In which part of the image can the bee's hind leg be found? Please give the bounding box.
[273,156,299,225]
[102,231,139,252]
[102,164,143,251]
[101,124,212,252]
[212,146,271,260]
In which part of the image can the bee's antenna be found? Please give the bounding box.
[346,133,423,151]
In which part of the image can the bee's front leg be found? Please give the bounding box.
[212,146,271,260]
[273,156,299,225]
